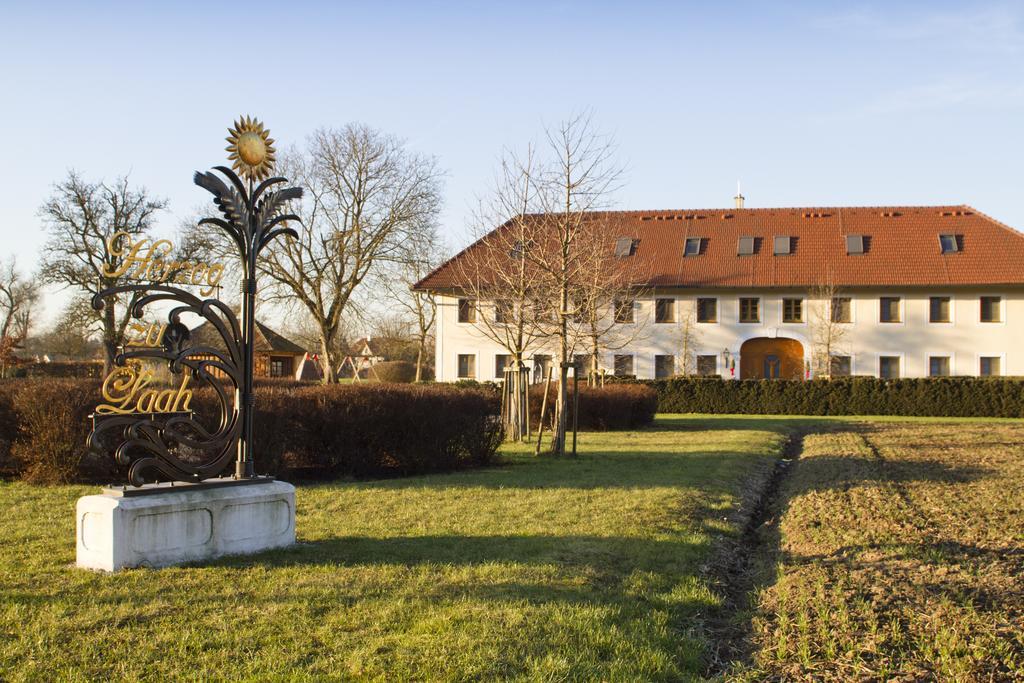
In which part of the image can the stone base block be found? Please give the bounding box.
[76,478,295,571]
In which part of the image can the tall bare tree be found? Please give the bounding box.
[452,148,554,438]
[261,125,443,383]
[38,172,170,374]
[529,114,624,455]
[571,220,652,384]
[381,222,447,381]
[0,259,40,376]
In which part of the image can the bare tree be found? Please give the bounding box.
[381,223,447,381]
[368,314,418,363]
[676,299,700,376]
[528,114,624,455]
[38,172,172,374]
[0,258,40,341]
[571,221,652,385]
[261,125,443,383]
[452,148,554,438]
[808,279,849,377]
[29,299,100,361]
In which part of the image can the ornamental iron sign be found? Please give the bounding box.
[87,117,302,487]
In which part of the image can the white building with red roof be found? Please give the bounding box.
[417,204,1024,381]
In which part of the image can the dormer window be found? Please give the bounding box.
[773,235,792,255]
[846,234,866,254]
[939,234,959,254]
[737,236,755,256]
[684,237,702,257]
[614,237,639,258]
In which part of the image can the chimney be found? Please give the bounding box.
[734,180,745,209]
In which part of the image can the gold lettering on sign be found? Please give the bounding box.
[125,321,167,348]
[102,231,225,296]
[95,364,193,416]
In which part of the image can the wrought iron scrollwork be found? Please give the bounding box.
[87,140,302,486]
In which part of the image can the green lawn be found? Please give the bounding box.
[0,416,786,681]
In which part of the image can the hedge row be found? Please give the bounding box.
[527,383,657,430]
[614,376,1024,417]
[0,379,502,484]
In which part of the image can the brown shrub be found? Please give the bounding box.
[11,379,116,484]
[372,361,417,384]
[0,381,19,476]
[528,383,657,431]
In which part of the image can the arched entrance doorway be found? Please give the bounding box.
[740,337,804,379]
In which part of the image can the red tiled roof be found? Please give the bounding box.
[415,205,1024,290]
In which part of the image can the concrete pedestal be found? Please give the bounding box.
[76,478,295,571]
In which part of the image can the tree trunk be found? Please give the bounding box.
[414,336,426,382]
[319,333,338,384]
[552,290,569,455]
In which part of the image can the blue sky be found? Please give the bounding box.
[3,1,1022,323]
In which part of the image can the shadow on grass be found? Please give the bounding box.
[653,415,829,433]
[219,533,708,572]
[309,449,776,491]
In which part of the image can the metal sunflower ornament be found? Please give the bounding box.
[225,116,276,183]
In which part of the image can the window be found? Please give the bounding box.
[614,237,638,257]
[939,234,959,254]
[737,236,755,256]
[654,355,675,378]
[532,354,551,381]
[929,296,951,323]
[495,354,512,378]
[457,298,476,323]
[782,298,803,323]
[981,296,1002,323]
[879,356,901,379]
[830,355,852,376]
[739,297,760,323]
[613,354,634,377]
[573,354,591,375]
[846,234,866,254]
[697,297,718,323]
[879,297,901,323]
[457,354,476,379]
[929,356,950,377]
[614,298,634,323]
[655,298,675,323]
[570,295,591,322]
[831,297,852,323]
[773,235,793,255]
[494,299,513,324]
[684,237,702,256]
[980,356,1001,376]
[697,355,718,376]
[270,359,286,377]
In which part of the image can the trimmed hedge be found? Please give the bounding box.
[528,383,657,430]
[616,376,1024,418]
[4,379,502,484]
[16,361,103,378]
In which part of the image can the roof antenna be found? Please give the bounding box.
[734,180,745,209]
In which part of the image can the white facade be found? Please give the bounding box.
[434,288,1024,381]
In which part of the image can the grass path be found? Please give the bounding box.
[0,416,785,681]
